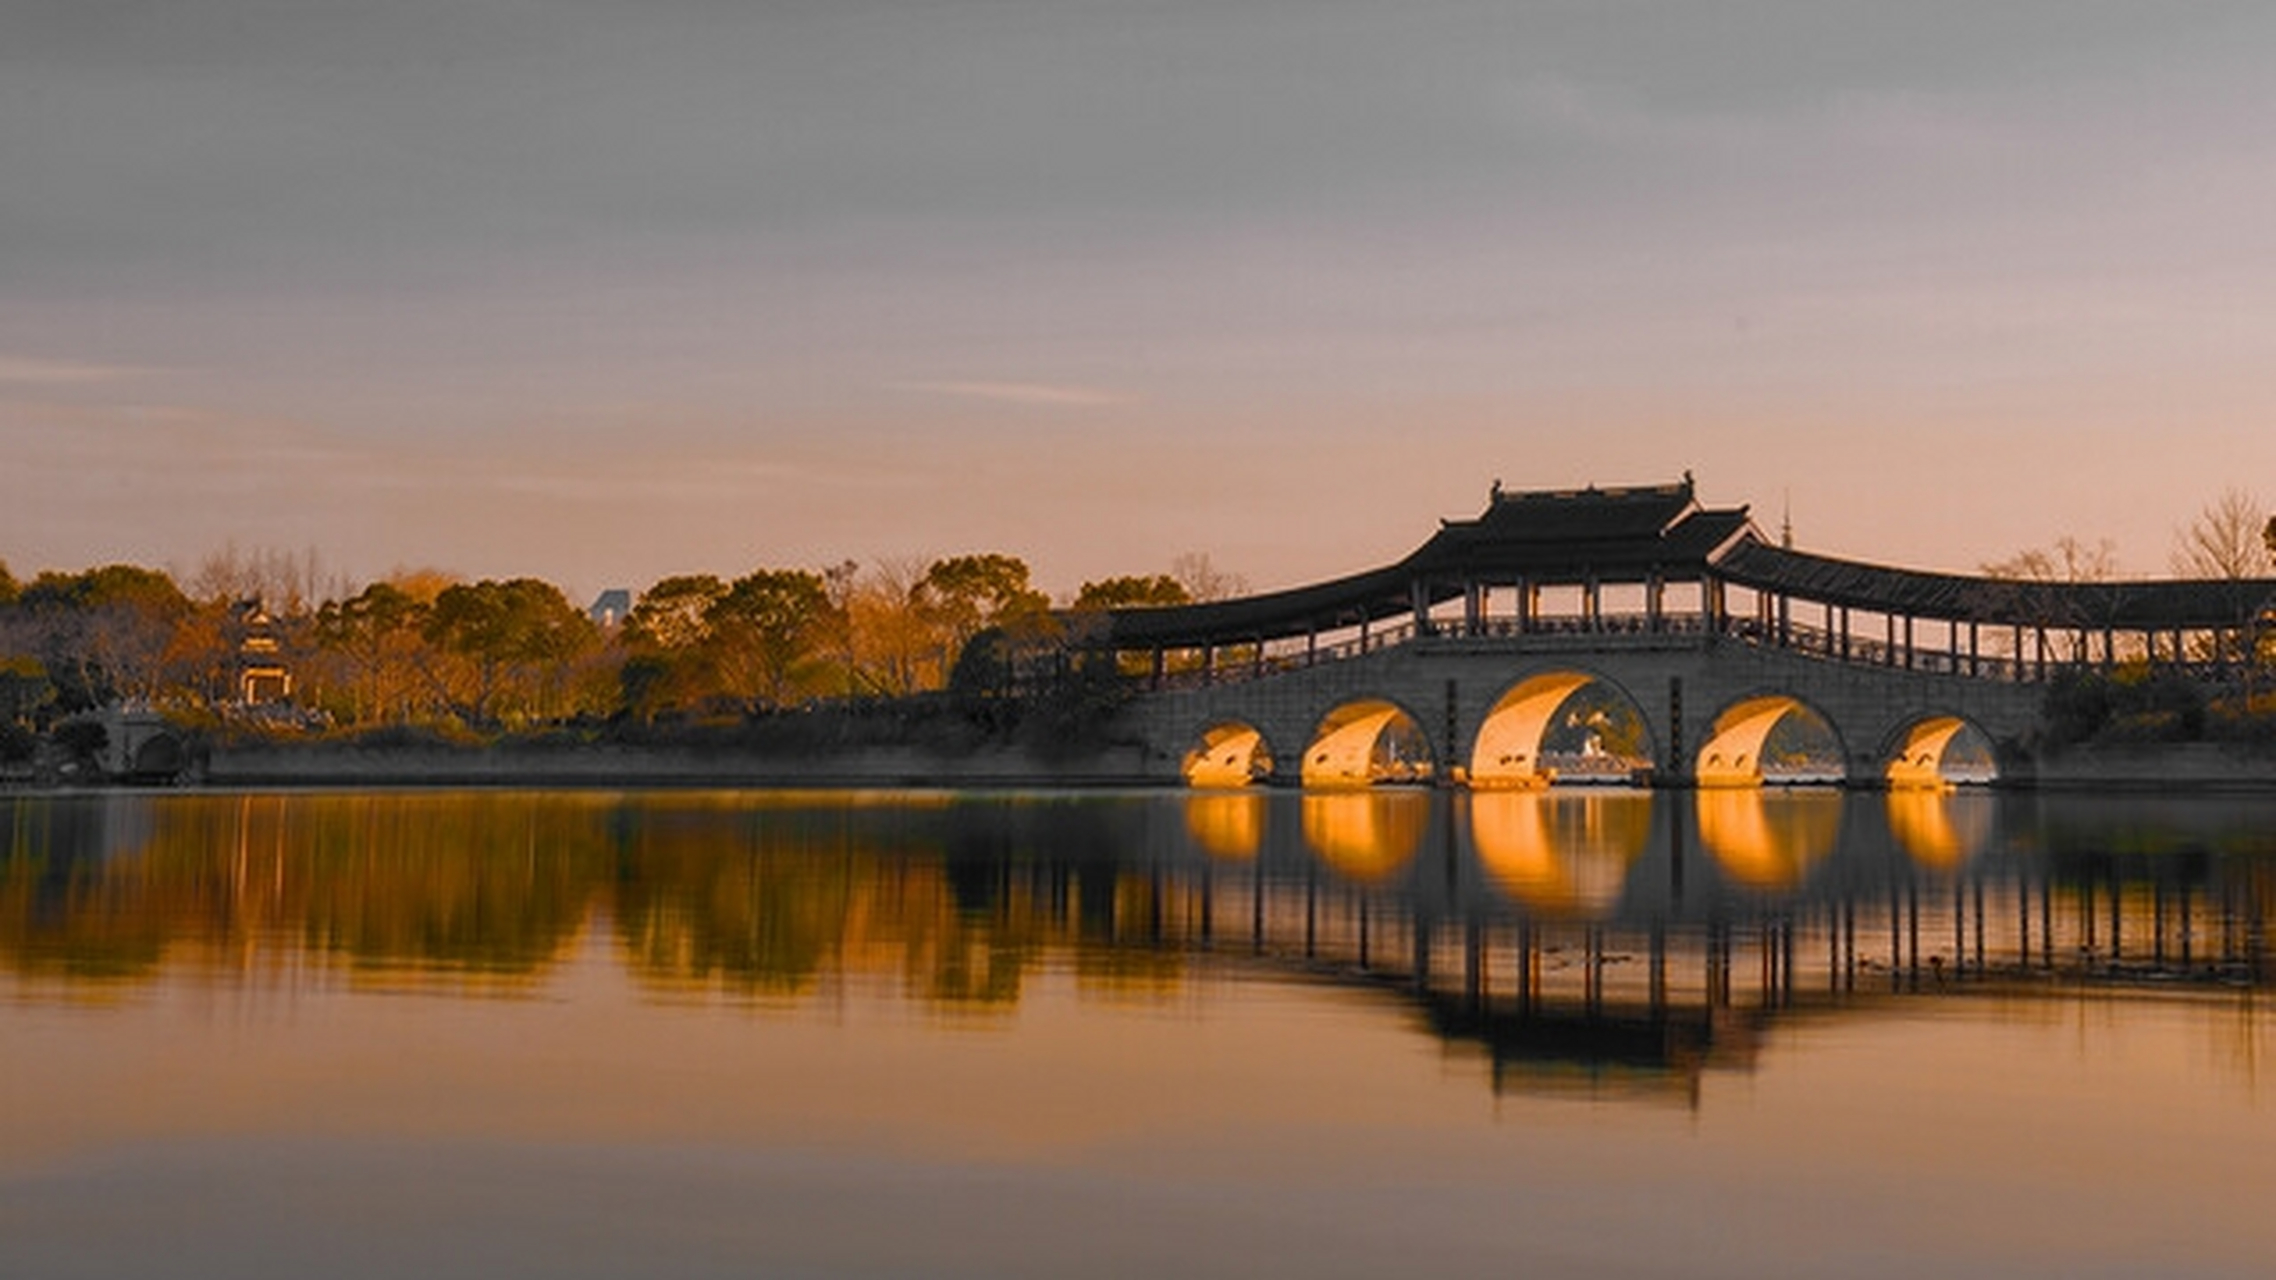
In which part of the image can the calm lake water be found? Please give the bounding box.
[5,785,2276,1278]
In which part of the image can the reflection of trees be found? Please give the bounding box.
[611,803,862,997]
[288,794,609,976]
[607,798,1155,1006]
[0,794,611,984]
[0,793,1189,1007]
[0,798,169,979]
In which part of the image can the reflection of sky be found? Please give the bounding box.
[8,4,2276,592]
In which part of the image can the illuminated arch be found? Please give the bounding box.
[1882,715,1999,789]
[1300,700,1434,788]
[1695,789,1843,889]
[1884,788,1994,869]
[1183,721,1274,788]
[1301,790,1429,883]
[1468,670,1654,789]
[1185,792,1267,860]
[1472,790,1652,916]
[1694,695,1847,788]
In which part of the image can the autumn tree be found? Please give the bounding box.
[314,582,432,723]
[15,565,195,709]
[2171,488,2274,580]
[1981,536,2118,584]
[1073,575,1192,611]
[625,575,728,652]
[848,556,937,697]
[705,569,844,710]
[421,578,597,725]
[921,553,1055,672]
[615,574,730,720]
[1980,536,2118,663]
[183,544,334,616]
[1170,551,1248,603]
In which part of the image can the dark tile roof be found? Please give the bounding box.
[1087,479,1750,647]
[1718,541,2276,630]
[1074,479,2276,650]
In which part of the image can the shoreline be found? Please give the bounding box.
[7,739,2270,793]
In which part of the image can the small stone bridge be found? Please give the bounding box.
[1072,479,2276,790]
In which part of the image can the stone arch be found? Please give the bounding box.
[1300,699,1435,788]
[128,731,185,781]
[1880,714,1999,789]
[1468,668,1656,789]
[1694,693,1849,788]
[1183,720,1275,788]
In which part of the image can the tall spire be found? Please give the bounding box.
[1780,489,1794,550]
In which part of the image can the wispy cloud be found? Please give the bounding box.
[0,354,160,385]
[900,380,1126,408]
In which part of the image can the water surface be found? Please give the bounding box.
[4,787,2274,1278]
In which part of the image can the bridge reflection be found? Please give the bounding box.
[5,790,2274,1103]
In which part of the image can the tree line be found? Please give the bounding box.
[0,545,1242,757]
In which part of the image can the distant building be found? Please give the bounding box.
[590,589,632,630]
[230,600,292,704]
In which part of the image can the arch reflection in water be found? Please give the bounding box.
[1184,792,1267,860]
[12,790,2276,1096]
[1884,788,1994,869]
[1695,788,1843,889]
[1300,791,1429,883]
[1471,790,1652,916]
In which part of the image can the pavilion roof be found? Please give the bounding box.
[1716,542,2276,630]
[1075,479,2276,651]
[1084,478,1753,647]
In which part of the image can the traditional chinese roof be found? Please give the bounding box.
[1718,542,2276,630]
[1405,481,1755,579]
[1086,478,1754,647]
[1079,477,2276,649]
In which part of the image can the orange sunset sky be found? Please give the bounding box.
[5,2,2275,604]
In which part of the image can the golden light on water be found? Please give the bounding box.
[1471,790,1651,916]
[1184,792,1266,861]
[1696,789,1843,889]
[1885,789,1993,869]
[1301,791,1427,883]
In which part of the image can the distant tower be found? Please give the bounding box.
[1780,490,1794,550]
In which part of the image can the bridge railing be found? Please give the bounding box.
[1124,606,2239,692]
